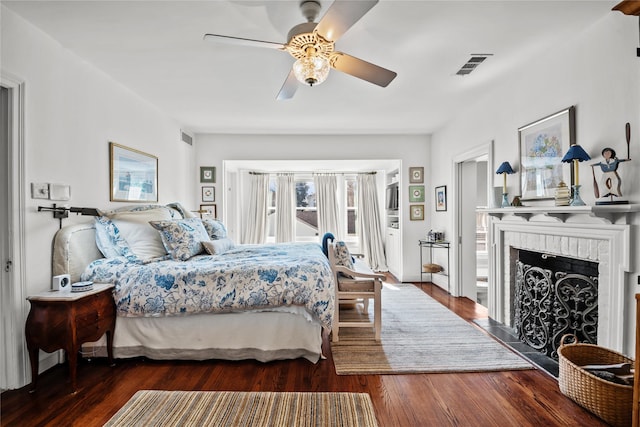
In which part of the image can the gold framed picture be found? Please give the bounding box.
[109,142,158,202]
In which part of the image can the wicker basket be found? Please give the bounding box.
[422,263,443,273]
[558,334,633,427]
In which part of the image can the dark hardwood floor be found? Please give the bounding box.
[1,279,607,426]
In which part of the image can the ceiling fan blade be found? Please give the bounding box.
[276,69,299,100]
[330,52,397,87]
[203,33,286,50]
[315,0,378,42]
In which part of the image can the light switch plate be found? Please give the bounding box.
[31,183,49,199]
[49,184,71,201]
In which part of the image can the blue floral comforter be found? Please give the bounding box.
[81,243,334,329]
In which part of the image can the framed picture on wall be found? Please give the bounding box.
[199,204,217,219]
[200,166,216,183]
[109,142,158,202]
[410,204,424,221]
[409,167,424,184]
[519,106,574,200]
[409,185,425,202]
[201,186,215,202]
[435,185,447,211]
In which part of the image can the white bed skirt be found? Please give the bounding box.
[83,307,325,363]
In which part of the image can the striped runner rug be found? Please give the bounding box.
[104,390,378,427]
[331,282,534,374]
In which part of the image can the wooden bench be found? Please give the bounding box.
[328,241,384,342]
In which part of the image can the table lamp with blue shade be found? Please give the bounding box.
[561,144,591,206]
[495,161,516,208]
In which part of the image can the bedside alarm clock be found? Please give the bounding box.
[52,274,71,292]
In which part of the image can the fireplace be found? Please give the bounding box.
[485,207,633,354]
[513,249,598,359]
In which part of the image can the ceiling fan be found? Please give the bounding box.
[204,0,397,100]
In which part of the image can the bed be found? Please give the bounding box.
[52,204,334,363]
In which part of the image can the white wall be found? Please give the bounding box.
[1,6,196,383]
[429,12,640,355]
[195,133,430,281]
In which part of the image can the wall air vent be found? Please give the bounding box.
[180,130,193,145]
[456,54,493,76]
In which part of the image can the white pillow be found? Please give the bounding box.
[202,238,235,255]
[108,207,173,260]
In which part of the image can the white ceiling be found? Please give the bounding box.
[3,0,616,135]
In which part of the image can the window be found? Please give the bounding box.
[345,176,357,238]
[265,174,358,243]
[295,179,317,240]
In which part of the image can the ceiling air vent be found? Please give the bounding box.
[180,130,193,146]
[456,54,493,76]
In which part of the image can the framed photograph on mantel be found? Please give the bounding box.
[519,106,575,200]
[109,142,158,202]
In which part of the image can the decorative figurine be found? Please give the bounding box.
[511,196,523,207]
[590,123,632,205]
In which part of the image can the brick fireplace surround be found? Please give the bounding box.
[484,206,638,354]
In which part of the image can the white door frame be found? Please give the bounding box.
[451,141,494,299]
[1,71,28,390]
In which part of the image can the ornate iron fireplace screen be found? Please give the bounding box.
[514,249,598,360]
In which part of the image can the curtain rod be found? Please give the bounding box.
[248,171,377,175]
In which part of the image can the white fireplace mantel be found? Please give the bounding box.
[483,205,636,353]
[480,204,640,225]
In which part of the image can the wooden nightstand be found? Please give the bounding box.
[25,283,116,393]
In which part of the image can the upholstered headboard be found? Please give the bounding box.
[52,222,104,282]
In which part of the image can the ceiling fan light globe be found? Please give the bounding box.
[293,55,330,87]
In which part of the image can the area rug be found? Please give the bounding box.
[104,390,378,427]
[331,283,534,375]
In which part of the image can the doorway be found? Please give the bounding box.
[453,142,493,305]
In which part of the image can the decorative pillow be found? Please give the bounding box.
[202,218,228,240]
[94,216,136,260]
[107,207,173,260]
[201,238,236,255]
[149,218,210,261]
[334,241,355,278]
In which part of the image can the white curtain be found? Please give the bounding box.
[275,173,295,243]
[357,173,388,271]
[314,173,341,240]
[242,172,269,244]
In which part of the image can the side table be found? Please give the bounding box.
[418,240,451,292]
[25,283,116,393]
